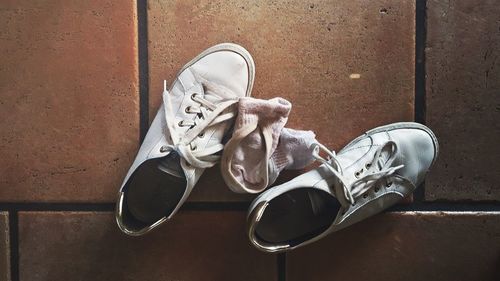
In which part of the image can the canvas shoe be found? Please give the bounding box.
[116,43,255,235]
[246,122,438,252]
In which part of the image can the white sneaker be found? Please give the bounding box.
[246,122,438,252]
[116,43,255,235]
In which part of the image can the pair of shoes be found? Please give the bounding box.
[115,43,439,253]
[116,43,255,235]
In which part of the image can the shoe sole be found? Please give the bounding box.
[340,122,439,166]
[172,42,255,97]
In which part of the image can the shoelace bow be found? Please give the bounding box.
[162,80,238,169]
[311,141,404,207]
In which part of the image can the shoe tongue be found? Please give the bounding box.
[157,151,184,178]
[379,144,392,163]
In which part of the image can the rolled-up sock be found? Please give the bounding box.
[221,97,317,194]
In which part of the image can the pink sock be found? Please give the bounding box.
[221,97,316,194]
[269,128,317,184]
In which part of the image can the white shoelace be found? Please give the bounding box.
[161,80,238,169]
[311,141,404,207]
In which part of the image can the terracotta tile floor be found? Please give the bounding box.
[0,0,499,280]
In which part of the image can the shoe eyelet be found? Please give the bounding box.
[190,144,197,151]
[185,106,191,113]
[178,121,183,127]
[374,187,380,193]
[159,146,168,153]
[191,93,198,100]
[386,182,393,188]
[355,169,364,178]
[365,163,372,169]
[198,132,205,138]
[363,194,368,199]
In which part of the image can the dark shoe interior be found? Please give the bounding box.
[122,158,186,228]
[255,188,341,246]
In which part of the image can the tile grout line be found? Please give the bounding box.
[137,0,149,142]
[388,202,500,212]
[9,210,19,281]
[415,0,427,125]
[413,0,427,202]
[278,253,286,281]
[0,203,116,212]
[1,201,500,212]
